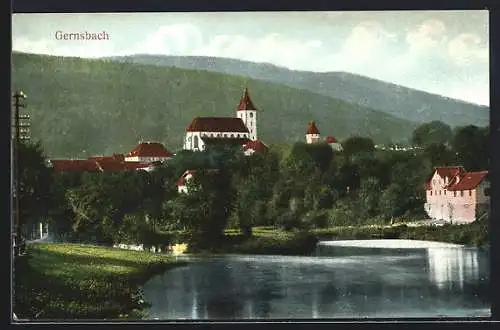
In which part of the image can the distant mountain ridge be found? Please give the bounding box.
[104,54,489,128]
[12,52,418,158]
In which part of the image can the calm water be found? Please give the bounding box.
[142,240,490,320]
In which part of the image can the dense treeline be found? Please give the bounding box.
[19,122,489,249]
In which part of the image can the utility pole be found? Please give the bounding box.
[12,90,29,257]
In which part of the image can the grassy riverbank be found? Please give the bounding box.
[14,243,187,320]
[312,221,488,247]
[186,220,488,256]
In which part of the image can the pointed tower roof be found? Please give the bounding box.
[237,87,258,111]
[306,121,320,135]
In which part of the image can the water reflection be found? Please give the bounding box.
[142,242,490,320]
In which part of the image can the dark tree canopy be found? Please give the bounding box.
[341,136,375,158]
[452,125,489,171]
[411,121,453,146]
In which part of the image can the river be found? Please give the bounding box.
[141,239,490,320]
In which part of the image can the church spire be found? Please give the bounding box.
[237,87,258,111]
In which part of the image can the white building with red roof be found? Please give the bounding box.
[306,121,320,144]
[243,139,269,156]
[183,88,262,152]
[124,141,173,163]
[325,136,343,151]
[424,166,490,224]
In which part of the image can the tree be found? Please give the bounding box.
[452,125,489,171]
[379,183,405,220]
[17,141,54,239]
[358,177,382,218]
[423,143,456,167]
[412,121,453,147]
[342,136,375,159]
[170,168,234,245]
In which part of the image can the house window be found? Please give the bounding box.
[250,112,254,118]
[460,191,464,197]
[439,190,441,195]
[231,134,235,138]
[430,191,433,196]
[454,191,457,197]
[485,188,490,196]
[444,190,446,195]
[469,190,472,196]
[193,135,199,149]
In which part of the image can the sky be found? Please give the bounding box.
[12,11,489,106]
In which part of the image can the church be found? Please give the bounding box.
[183,88,267,154]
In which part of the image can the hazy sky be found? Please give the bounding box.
[12,11,489,106]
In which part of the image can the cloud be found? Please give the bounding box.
[406,19,447,53]
[136,23,204,55]
[447,33,488,66]
[320,21,400,74]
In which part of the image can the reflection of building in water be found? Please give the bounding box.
[312,288,319,318]
[426,248,479,289]
[191,288,199,319]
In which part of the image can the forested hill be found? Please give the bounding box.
[107,54,489,127]
[12,52,418,158]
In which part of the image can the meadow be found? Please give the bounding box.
[14,243,187,320]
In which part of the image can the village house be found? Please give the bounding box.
[177,169,220,194]
[325,136,343,152]
[243,139,269,156]
[48,141,173,173]
[305,121,343,151]
[183,88,268,154]
[424,166,490,224]
[124,141,173,163]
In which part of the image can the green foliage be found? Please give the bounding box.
[452,125,489,171]
[412,121,453,146]
[423,143,456,167]
[18,141,54,233]
[341,136,375,159]
[12,52,419,158]
[14,243,185,319]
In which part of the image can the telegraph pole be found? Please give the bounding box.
[12,90,29,257]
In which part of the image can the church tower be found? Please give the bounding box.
[236,87,258,141]
[306,121,320,144]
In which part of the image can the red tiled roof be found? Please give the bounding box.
[186,117,249,133]
[126,142,173,158]
[425,166,488,191]
[425,166,466,190]
[237,88,258,111]
[447,171,488,191]
[306,121,320,135]
[50,159,101,172]
[325,136,338,143]
[435,166,466,180]
[51,158,152,173]
[89,154,125,162]
[243,139,268,153]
